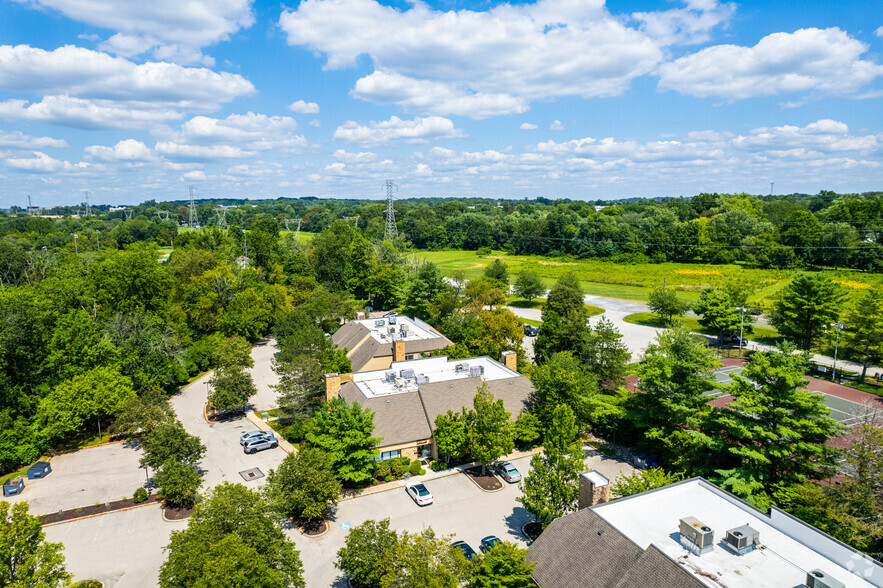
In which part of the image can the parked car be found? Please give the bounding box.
[406,482,434,506]
[718,335,748,347]
[480,535,502,553]
[240,430,275,446]
[495,461,522,483]
[243,436,278,454]
[523,324,539,337]
[452,540,477,561]
[383,311,398,318]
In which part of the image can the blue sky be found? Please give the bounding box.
[0,0,881,207]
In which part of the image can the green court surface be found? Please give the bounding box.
[815,393,877,427]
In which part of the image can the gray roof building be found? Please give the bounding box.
[332,316,453,372]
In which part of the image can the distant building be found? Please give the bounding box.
[527,477,883,588]
[324,352,528,461]
[332,316,453,372]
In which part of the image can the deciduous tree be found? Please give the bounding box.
[647,287,688,325]
[465,383,514,475]
[433,410,467,463]
[336,518,398,588]
[580,317,630,390]
[0,501,70,588]
[469,542,535,588]
[513,271,545,303]
[307,398,380,483]
[265,448,340,521]
[380,528,470,588]
[154,459,202,507]
[140,421,206,469]
[843,289,883,383]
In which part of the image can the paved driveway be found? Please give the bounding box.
[6,442,146,516]
[248,337,282,412]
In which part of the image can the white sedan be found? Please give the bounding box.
[406,482,434,506]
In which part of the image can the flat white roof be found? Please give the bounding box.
[352,355,520,398]
[593,478,882,588]
[353,316,441,344]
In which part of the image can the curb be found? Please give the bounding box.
[246,412,297,454]
[299,515,331,538]
[464,469,505,493]
[162,506,193,523]
[41,501,161,528]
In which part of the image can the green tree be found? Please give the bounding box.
[580,316,630,391]
[842,289,883,383]
[465,383,514,475]
[517,449,584,528]
[213,336,254,371]
[715,345,843,507]
[513,412,541,450]
[159,483,305,588]
[770,274,847,350]
[37,366,136,443]
[380,528,470,588]
[512,271,545,303]
[469,542,535,588]
[209,369,257,411]
[112,387,175,437]
[543,404,580,456]
[483,258,510,290]
[336,518,398,588]
[531,352,599,427]
[611,468,685,498]
[433,410,467,463]
[400,262,447,320]
[307,398,380,483]
[647,287,688,325]
[265,448,340,521]
[141,421,206,469]
[832,423,883,530]
[0,501,71,588]
[154,459,202,507]
[44,309,119,384]
[694,288,743,342]
[534,274,586,363]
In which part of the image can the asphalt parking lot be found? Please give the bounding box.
[43,504,185,587]
[247,337,282,412]
[6,441,147,516]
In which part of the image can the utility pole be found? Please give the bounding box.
[188,185,200,229]
[736,306,747,358]
[831,323,844,382]
[384,179,398,241]
[73,234,79,254]
[84,190,91,216]
[770,182,774,196]
[95,229,100,250]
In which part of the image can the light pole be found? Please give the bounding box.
[73,233,79,254]
[831,323,844,382]
[736,306,748,358]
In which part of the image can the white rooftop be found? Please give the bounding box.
[593,478,882,588]
[354,316,441,344]
[352,355,520,398]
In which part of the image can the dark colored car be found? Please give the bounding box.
[523,324,538,337]
[243,435,278,454]
[383,311,399,318]
[480,535,502,553]
[452,540,477,561]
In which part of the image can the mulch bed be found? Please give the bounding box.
[523,521,543,541]
[40,494,160,525]
[163,505,194,520]
[297,517,328,536]
[464,466,503,491]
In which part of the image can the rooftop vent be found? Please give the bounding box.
[723,524,759,555]
[375,319,385,328]
[400,368,416,379]
[388,316,397,325]
[387,325,396,334]
[416,375,429,384]
[455,363,470,374]
[400,323,409,333]
[469,365,484,378]
[384,371,396,382]
[806,569,845,588]
[678,517,714,555]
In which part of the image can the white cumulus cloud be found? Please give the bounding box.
[633,0,735,46]
[288,100,320,114]
[0,130,68,149]
[155,141,254,160]
[182,170,206,181]
[171,112,307,151]
[519,123,538,130]
[333,115,465,145]
[550,120,565,131]
[5,151,89,173]
[658,28,883,99]
[85,139,154,162]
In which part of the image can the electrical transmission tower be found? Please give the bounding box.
[384,179,398,241]
[124,208,133,220]
[84,191,91,216]
[343,215,360,226]
[187,186,200,229]
[295,218,302,238]
[156,210,169,221]
[216,208,228,229]
[27,194,39,216]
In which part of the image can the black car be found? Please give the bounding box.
[523,324,539,337]
[451,540,477,561]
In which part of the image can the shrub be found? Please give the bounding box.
[389,460,405,479]
[429,461,447,471]
[133,487,148,503]
[384,476,391,482]
[477,247,492,256]
[374,461,391,479]
[72,581,103,588]
[408,460,422,476]
[399,456,410,466]
[418,468,426,475]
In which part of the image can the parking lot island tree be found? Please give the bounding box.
[335,518,399,588]
[208,368,258,412]
[647,287,689,326]
[380,527,471,588]
[306,398,380,484]
[512,271,545,303]
[770,274,847,351]
[159,483,305,588]
[469,541,535,588]
[140,421,207,470]
[0,501,71,588]
[517,446,584,529]
[465,382,515,476]
[154,459,202,507]
[714,344,844,508]
[433,410,468,464]
[265,447,340,521]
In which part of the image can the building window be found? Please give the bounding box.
[374,450,401,461]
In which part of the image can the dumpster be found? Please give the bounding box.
[2,477,25,496]
[27,461,52,479]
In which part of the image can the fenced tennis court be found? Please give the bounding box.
[816,393,881,427]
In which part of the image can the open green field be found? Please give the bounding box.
[622,312,784,346]
[416,249,883,308]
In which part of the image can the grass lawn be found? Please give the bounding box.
[508,295,604,317]
[622,311,783,345]
[522,318,542,327]
[416,249,883,308]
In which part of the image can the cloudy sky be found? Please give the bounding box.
[0,0,881,207]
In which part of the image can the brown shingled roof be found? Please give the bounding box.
[527,508,704,588]
[418,377,532,426]
[338,381,432,447]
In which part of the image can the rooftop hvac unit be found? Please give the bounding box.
[388,325,396,334]
[400,368,416,379]
[388,316,397,325]
[806,569,846,588]
[375,319,385,328]
[469,365,484,378]
[400,323,409,333]
[384,371,396,382]
[455,363,470,374]
[724,525,759,555]
[416,375,429,384]
[678,517,714,555]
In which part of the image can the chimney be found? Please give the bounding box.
[579,471,610,509]
[500,350,517,371]
[325,373,341,401]
[394,340,406,362]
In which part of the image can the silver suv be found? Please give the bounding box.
[243,435,278,454]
